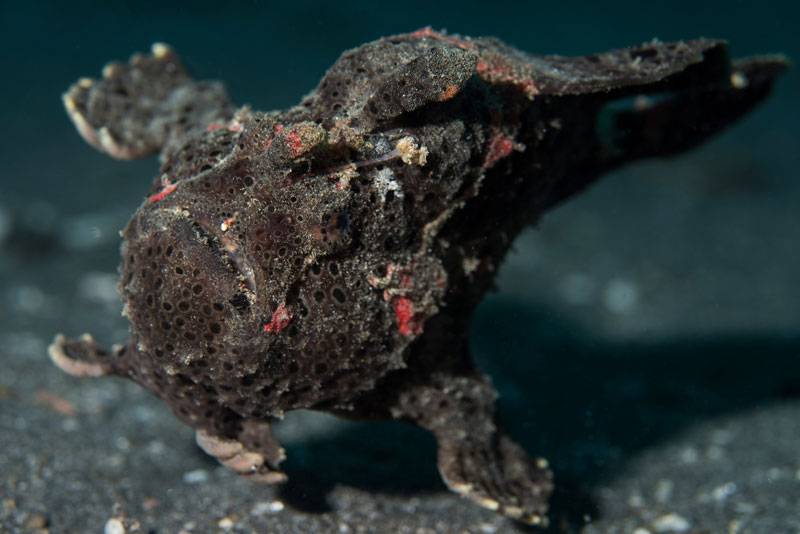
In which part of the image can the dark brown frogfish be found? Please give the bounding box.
[51,29,786,525]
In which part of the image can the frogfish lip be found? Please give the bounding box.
[119,206,261,360]
[190,212,258,297]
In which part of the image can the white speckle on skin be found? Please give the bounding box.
[731,71,748,89]
[395,136,428,166]
[373,168,403,202]
[462,256,480,276]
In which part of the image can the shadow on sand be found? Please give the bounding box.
[272,295,800,531]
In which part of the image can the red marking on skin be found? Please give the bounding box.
[439,84,460,101]
[519,79,538,97]
[265,124,285,151]
[206,122,224,132]
[476,59,497,77]
[476,58,518,89]
[147,177,177,203]
[393,297,422,337]
[482,131,515,169]
[286,129,304,158]
[410,27,440,39]
[476,57,539,99]
[263,303,292,334]
[408,27,475,50]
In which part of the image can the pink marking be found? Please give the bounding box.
[476,57,539,99]
[439,84,460,101]
[206,122,224,132]
[482,131,515,169]
[477,57,518,81]
[393,297,422,337]
[410,27,439,39]
[263,303,292,334]
[265,124,285,151]
[519,79,538,97]
[286,129,304,158]
[408,27,475,50]
[147,179,177,203]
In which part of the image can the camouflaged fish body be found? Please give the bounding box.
[52,30,786,525]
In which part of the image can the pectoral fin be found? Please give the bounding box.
[63,43,233,160]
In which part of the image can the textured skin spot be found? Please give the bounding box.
[263,304,293,334]
[482,131,516,169]
[147,178,177,203]
[285,130,303,157]
[393,296,421,337]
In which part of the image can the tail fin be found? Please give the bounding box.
[543,44,788,209]
[63,43,233,160]
[603,54,789,168]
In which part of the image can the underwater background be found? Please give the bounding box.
[0,1,798,532]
